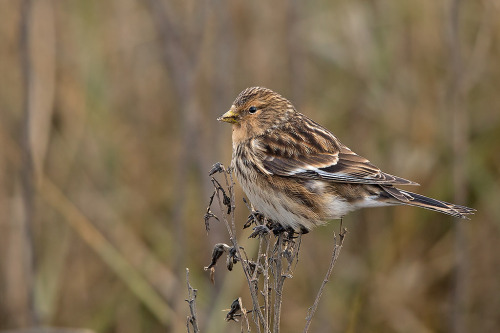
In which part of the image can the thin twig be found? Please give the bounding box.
[20,0,39,325]
[262,234,271,333]
[238,297,251,333]
[210,166,266,328]
[208,163,340,333]
[272,233,285,333]
[40,178,174,325]
[446,1,468,332]
[303,227,348,333]
[273,231,301,333]
[185,268,200,333]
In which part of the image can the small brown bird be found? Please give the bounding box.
[218,87,474,233]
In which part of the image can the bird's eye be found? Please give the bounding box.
[248,106,258,114]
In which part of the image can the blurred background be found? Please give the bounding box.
[1,0,499,332]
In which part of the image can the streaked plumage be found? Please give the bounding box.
[218,87,474,232]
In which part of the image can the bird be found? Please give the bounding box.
[217,87,475,233]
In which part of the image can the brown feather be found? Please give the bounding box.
[219,87,475,231]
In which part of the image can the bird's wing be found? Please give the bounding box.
[252,119,417,185]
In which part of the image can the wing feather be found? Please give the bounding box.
[253,116,418,186]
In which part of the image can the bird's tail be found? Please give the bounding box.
[384,187,475,219]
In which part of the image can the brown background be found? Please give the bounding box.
[1,0,499,332]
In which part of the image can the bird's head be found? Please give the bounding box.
[218,87,296,140]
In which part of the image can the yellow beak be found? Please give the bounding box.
[217,106,239,124]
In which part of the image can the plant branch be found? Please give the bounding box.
[185,268,200,333]
[304,227,348,333]
[206,162,344,333]
[210,165,266,328]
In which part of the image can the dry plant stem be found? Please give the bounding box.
[254,233,272,333]
[273,234,285,333]
[273,232,302,333]
[40,178,174,325]
[210,164,303,333]
[242,242,266,332]
[238,297,251,333]
[303,228,347,333]
[20,0,39,325]
[211,168,266,328]
[0,124,177,325]
[185,269,200,333]
[263,236,271,333]
[447,1,468,332]
[249,233,264,284]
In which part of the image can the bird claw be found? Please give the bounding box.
[265,221,288,236]
[244,210,265,229]
[249,225,271,238]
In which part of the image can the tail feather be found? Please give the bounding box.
[384,188,475,219]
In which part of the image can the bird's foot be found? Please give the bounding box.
[249,225,271,238]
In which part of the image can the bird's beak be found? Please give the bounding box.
[217,106,239,124]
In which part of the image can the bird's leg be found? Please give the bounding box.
[244,210,265,229]
[249,224,271,238]
[242,198,265,229]
[267,220,287,236]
